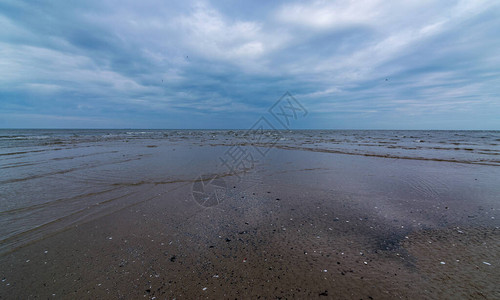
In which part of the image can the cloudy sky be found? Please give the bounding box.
[1,0,499,129]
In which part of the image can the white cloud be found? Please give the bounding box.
[172,2,289,72]
[176,3,264,58]
[298,87,343,99]
[0,43,158,97]
[271,0,499,93]
[276,0,383,29]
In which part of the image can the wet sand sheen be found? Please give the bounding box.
[0,183,498,298]
[1,145,499,299]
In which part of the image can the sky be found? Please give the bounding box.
[0,0,499,129]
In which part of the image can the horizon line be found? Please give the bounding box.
[1,128,498,131]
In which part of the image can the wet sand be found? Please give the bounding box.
[1,147,499,299]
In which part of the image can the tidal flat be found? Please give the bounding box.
[1,130,499,298]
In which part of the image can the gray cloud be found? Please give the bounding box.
[0,0,499,129]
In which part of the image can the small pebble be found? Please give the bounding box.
[440,261,446,265]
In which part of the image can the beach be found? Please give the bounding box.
[0,130,499,299]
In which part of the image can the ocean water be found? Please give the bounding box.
[0,129,499,254]
[1,129,499,164]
